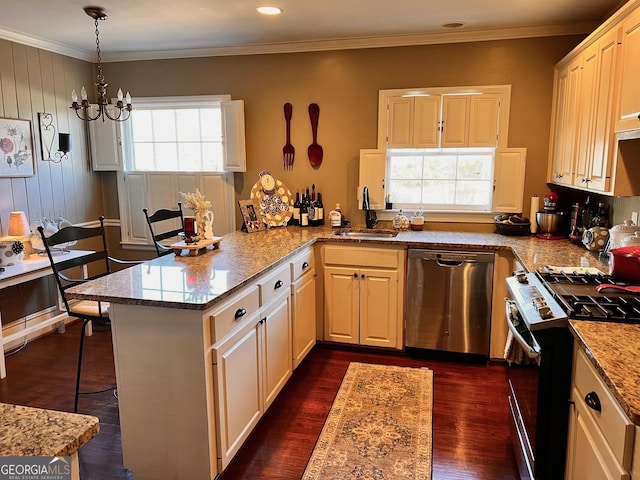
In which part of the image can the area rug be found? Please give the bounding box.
[302,362,433,480]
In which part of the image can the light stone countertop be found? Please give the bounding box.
[569,321,640,425]
[66,225,638,425]
[65,226,610,309]
[0,403,99,456]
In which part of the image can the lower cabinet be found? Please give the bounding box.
[565,346,634,480]
[291,274,316,366]
[212,265,292,471]
[321,245,405,349]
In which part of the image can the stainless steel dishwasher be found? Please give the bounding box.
[405,249,494,356]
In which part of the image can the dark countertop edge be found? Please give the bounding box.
[568,321,640,425]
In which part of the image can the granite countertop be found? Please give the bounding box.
[65,225,636,425]
[569,321,640,425]
[0,403,99,456]
[65,225,610,310]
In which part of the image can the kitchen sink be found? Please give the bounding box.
[332,229,398,238]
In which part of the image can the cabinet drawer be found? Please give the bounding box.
[257,263,291,307]
[290,248,315,282]
[323,245,401,268]
[208,285,260,344]
[573,348,634,468]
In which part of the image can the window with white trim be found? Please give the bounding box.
[122,96,229,173]
[362,85,526,218]
[387,148,495,212]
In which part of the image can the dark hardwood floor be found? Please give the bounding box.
[0,321,518,479]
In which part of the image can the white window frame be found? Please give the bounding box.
[113,95,241,248]
[369,85,523,222]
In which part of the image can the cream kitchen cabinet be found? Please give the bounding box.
[386,93,500,149]
[387,95,441,148]
[574,28,620,192]
[549,57,582,186]
[565,346,634,480]
[616,7,640,134]
[290,247,316,368]
[441,94,500,147]
[321,245,405,349]
[212,262,292,471]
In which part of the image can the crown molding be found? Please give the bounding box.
[0,26,94,61]
[0,21,599,63]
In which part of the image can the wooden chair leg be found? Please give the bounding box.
[74,319,90,413]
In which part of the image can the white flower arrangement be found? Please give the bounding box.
[179,189,211,214]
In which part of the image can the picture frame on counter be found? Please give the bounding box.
[0,117,35,177]
[238,199,266,233]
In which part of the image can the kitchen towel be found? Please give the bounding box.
[530,195,540,233]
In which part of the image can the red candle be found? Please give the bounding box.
[184,216,197,238]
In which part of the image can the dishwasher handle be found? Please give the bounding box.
[436,257,464,267]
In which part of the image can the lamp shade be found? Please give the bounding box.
[8,211,31,237]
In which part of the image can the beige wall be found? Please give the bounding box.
[103,35,585,228]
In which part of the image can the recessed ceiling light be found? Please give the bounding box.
[257,6,283,15]
[442,22,465,29]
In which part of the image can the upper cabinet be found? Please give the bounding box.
[386,93,501,149]
[616,7,640,133]
[548,1,640,196]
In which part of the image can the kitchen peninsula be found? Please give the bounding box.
[66,226,612,480]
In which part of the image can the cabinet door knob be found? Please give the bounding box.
[274,280,283,289]
[353,273,358,278]
[234,307,247,319]
[302,262,309,269]
[361,274,365,279]
[585,391,602,412]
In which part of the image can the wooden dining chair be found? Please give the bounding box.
[143,203,185,257]
[38,216,141,412]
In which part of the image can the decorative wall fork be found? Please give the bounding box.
[283,103,295,170]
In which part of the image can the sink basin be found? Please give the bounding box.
[333,229,398,238]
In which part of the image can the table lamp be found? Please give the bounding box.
[0,211,31,265]
[8,211,31,238]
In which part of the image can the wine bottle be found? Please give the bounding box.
[316,192,324,226]
[293,190,301,226]
[309,184,317,226]
[300,190,309,227]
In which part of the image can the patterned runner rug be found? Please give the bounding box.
[302,362,433,480]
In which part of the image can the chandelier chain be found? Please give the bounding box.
[94,17,104,82]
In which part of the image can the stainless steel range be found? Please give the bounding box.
[505,268,640,480]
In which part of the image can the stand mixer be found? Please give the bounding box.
[536,192,566,240]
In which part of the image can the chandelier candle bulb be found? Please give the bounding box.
[81,87,88,101]
[117,89,123,101]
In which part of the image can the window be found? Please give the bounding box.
[122,96,230,173]
[91,95,245,247]
[387,148,495,211]
[364,85,525,219]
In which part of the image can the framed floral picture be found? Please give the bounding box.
[0,117,35,177]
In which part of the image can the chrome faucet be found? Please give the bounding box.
[362,186,378,229]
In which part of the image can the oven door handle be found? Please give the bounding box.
[505,299,541,359]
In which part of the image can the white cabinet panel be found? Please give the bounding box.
[414,96,441,148]
[221,100,247,172]
[492,148,527,213]
[441,96,470,147]
[88,105,121,171]
[387,96,414,148]
[469,94,500,147]
[358,149,386,210]
[616,8,640,133]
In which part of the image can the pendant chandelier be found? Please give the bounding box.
[71,7,132,122]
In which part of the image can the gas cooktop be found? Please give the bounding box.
[536,270,640,323]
